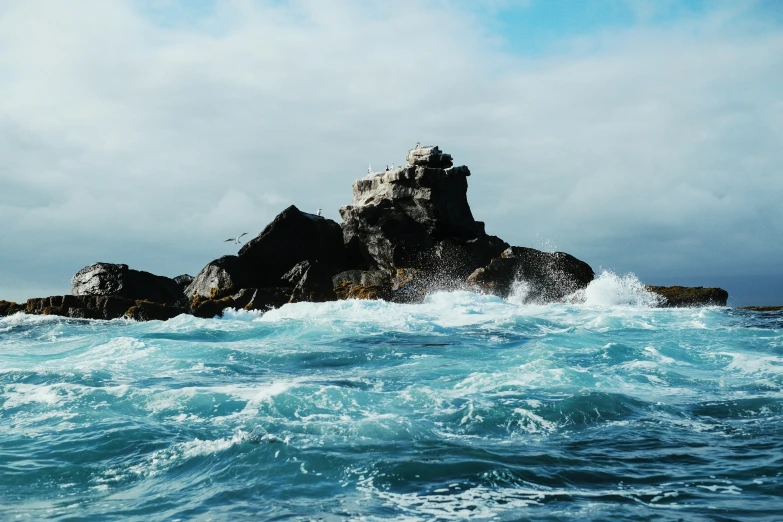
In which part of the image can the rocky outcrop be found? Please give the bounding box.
[739,305,783,312]
[283,260,337,303]
[340,147,507,279]
[125,301,188,321]
[467,247,594,302]
[406,145,453,169]
[191,287,292,318]
[173,274,194,291]
[332,270,392,300]
[22,294,187,320]
[72,263,184,304]
[186,206,345,301]
[5,144,732,320]
[0,300,26,316]
[239,205,345,286]
[646,286,728,307]
[185,255,247,300]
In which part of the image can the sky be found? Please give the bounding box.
[0,0,781,306]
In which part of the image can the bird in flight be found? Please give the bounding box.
[224,233,248,245]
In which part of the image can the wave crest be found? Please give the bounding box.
[571,270,662,307]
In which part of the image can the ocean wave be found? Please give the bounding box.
[1,277,780,520]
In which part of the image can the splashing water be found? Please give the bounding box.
[578,270,663,307]
[1,276,781,520]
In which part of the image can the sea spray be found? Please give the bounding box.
[574,270,663,307]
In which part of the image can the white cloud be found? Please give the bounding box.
[0,0,781,302]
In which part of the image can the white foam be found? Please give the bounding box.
[220,308,264,321]
[125,430,250,478]
[578,271,662,308]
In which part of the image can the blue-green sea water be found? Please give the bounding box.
[1,273,782,521]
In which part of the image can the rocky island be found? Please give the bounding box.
[0,146,729,320]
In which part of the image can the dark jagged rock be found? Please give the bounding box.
[21,294,185,321]
[173,274,194,291]
[185,255,246,300]
[72,262,183,304]
[739,305,783,312]
[191,295,234,318]
[245,287,292,311]
[283,261,337,303]
[468,247,594,302]
[0,300,26,316]
[229,288,256,309]
[124,301,187,321]
[190,286,292,318]
[389,268,462,303]
[430,237,510,280]
[466,258,516,297]
[239,205,345,286]
[646,286,728,307]
[341,200,434,271]
[186,207,344,302]
[340,148,506,277]
[333,270,392,300]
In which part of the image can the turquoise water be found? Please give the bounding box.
[1,274,782,520]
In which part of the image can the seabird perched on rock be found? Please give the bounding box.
[385,165,389,171]
[415,142,420,149]
[317,209,322,216]
[390,162,395,169]
[367,164,372,174]
[224,232,248,245]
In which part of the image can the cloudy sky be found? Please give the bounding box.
[1,0,781,305]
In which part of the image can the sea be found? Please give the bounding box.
[1,271,781,521]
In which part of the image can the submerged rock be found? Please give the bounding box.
[646,286,728,307]
[72,262,183,304]
[468,247,594,302]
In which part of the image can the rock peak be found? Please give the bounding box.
[339,145,506,274]
[406,145,453,169]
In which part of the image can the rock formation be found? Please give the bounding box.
[186,205,344,300]
[646,286,729,307]
[333,270,391,300]
[239,205,345,285]
[0,144,731,321]
[72,262,184,304]
[467,247,595,302]
[340,146,508,283]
